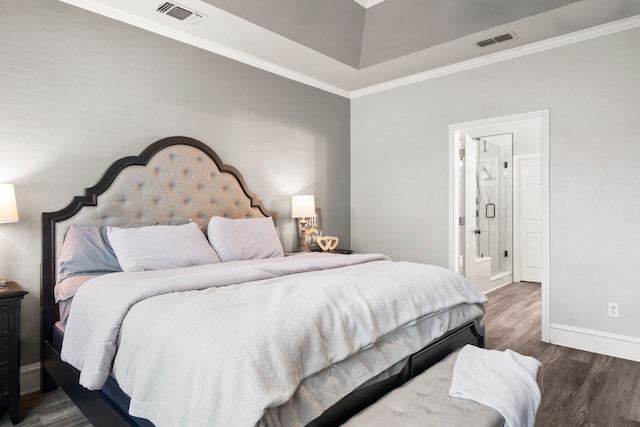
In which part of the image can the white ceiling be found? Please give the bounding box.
[59,0,640,98]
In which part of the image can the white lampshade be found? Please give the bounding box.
[291,195,316,219]
[0,184,19,224]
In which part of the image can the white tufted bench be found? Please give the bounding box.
[342,349,504,427]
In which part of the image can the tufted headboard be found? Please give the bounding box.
[41,136,275,342]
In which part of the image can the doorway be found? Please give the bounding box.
[449,110,550,342]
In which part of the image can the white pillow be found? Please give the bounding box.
[107,222,220,272]
[207,216,283,262]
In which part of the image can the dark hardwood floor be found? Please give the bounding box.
[484,281,640,427]
[2,281,638,426]
[0,388,90,427]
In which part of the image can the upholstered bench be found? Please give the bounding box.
[342,349,504,427]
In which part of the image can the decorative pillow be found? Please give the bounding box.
[57,226,122,283]
[107,222,220,272]
[207,216,283,262]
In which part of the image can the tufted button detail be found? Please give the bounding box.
[222,185,230,192]
[184,197,191,204]
[211,199,218,205]
[197,183,204,191]
[197,156,204,163]
[211,172,217,178]
[234,200,240,206]
[137,182,144,190]
[169,182,176,190]
[154,167,161,175]
[154,198,161,205]
[183,169,190,176]
[169,154,177,160]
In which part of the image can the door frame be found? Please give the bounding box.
[513,153,542,283]
[463,133,478,286]
[448,110,550,342]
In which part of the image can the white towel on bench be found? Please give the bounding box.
[449,344,541,427]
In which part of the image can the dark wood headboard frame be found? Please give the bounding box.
[41,135,275,371]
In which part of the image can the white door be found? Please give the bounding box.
[517,156,542,282]
[463,133,478,283]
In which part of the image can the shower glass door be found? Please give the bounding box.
[476,134,513,281]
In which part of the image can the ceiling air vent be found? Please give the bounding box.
[156,2,205,24]
[494,33,514,43]
[477,31,517,48]
[477,38,496,47]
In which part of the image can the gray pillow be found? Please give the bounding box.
[57,226,122,283]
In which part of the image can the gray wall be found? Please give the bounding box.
[0,0,350,366]
[352,27,640,339]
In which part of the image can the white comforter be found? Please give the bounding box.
[62,253,486,427]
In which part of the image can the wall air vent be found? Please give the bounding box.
[156,2,205,24]
[477,31,518,48]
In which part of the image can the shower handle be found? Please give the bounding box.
[474,230,482,235]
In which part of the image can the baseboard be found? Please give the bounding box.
[549,323,640,362]
[20,362,41,395]
[483,281,513,295]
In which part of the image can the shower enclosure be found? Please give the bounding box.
[476,134,512,284]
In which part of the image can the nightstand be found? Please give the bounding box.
[285,249,353,256]
[0,282,27,424]
[326,249,353,254]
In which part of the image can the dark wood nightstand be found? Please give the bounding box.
[0,282,27,424]
[326,249,353,254]
[285,249,353,256]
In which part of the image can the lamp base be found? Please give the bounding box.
[0,279,7,287]
[298,218,310,252]
[298,238,312,252]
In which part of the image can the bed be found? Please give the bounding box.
[40,136,486,426]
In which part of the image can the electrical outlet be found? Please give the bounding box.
[608,303,619,318]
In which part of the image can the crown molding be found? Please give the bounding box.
[60,0,351,98]
[59,2,640,100]
[350,14,640,98]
